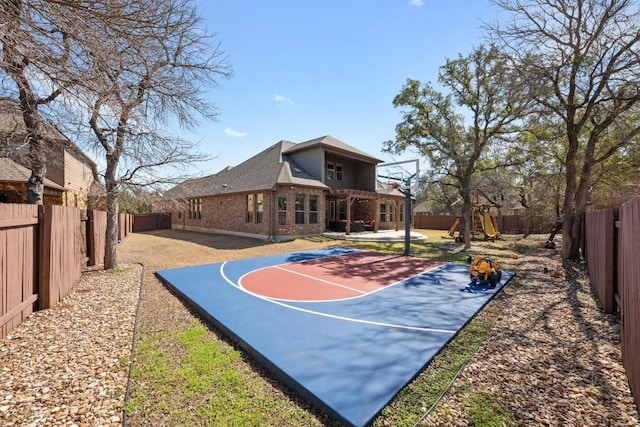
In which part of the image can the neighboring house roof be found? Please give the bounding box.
[0,98,67,142]
[164,140,330,199]
[0,98,99,179]
[0,157,65,190]
[284,135,382,163]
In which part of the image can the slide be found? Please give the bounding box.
[448,217,461,236]
[482,213,498,239]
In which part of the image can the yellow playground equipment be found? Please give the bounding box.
[448,204,501,241]
[468,254,502,287]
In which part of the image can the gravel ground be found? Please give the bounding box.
[1,230,638,426]
[421,237,639,426]
[0,265,142,427]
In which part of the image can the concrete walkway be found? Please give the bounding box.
[323,229,427,242]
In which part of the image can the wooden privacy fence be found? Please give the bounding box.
[132,212,171,232]
[583,198,640,411]
[413,213,550,234]
[0,204,38,339]
[0,204,133,338]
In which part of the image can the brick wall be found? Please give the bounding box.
[273,186,325,237]
[161,186,326,239]
[377,198,407,230]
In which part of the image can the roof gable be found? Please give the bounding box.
[284,135,381,163]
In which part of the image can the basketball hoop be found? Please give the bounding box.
[376,159,420,256]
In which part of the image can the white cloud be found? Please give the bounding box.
[274,94,294,105]
[409,0,424,6]
[224,127,247,137]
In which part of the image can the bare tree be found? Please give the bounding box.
[488,0,640,259]
[67,0,231,268]
[385,45,530,249]
[0,0,73,204]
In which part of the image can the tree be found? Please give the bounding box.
[0,0,73,204]
[489,0,640,259]
[385,45,529,248]
[68,0,231,269]
[415,172,460,215]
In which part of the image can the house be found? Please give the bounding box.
[0,98,103,208]
[158,135,409,240]
[0,157,66,204]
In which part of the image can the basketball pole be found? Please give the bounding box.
[403,176,413,256]
[404,179,411,256]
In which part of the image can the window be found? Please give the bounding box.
[326,162,335,181]
[399,203,404,222]
[295,193,305,224]
[246,194,254,223]
[278,194,287,225]
[338,199,346,220]
[256,193,263,224]
[380,203,387,222]
[246,193,264,223]
[309,195,318,224]
[326,162,343,182]
[390,203,395,223]
[189,198,201,219]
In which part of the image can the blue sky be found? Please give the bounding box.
[190,0,498,174]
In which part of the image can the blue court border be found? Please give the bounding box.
[156,247,514,427]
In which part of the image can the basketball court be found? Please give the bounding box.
[156,247,515,427]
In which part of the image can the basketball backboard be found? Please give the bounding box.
[376,159,420,194]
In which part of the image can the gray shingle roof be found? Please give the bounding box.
[0,157,65,190]
[164,135,385,199]
[164,140,330,199]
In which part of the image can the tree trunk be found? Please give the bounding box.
[561,124,580,260]
[26,134,46,204]
[104,155,119,269]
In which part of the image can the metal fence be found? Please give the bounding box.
[584,198,640,411]
[0,204,133,338]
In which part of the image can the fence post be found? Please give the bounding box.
[38,205,54,310]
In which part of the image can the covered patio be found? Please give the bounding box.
[326,188,408,235]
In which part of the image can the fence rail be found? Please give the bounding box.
[584,198,640,411]
[0,204,133,338]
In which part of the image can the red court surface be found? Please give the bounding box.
[239,251,443,301]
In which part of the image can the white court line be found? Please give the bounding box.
[273,265,367,294]
[220,261,456,335]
